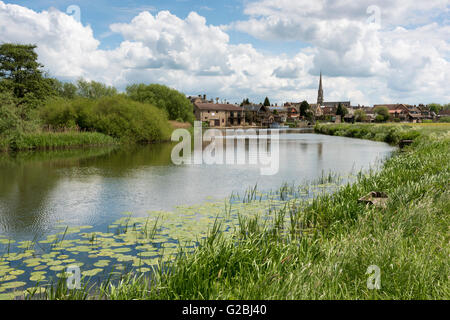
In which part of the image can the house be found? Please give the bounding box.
[188,94,214,104]
[417,104,433,119]
[242,104,271,126]
[373,104,424,122]
[322,101,351,109]
[438,109,450,119]
[194,102,245,127]
[283,103,300,120]
[269,106,288,123]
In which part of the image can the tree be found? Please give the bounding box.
[127,83,195,123]
[240,98,250,106]
[336,103,348,118]
[0,43,54,112]
[263,97,270,107]
[428,103,442,114]
[49,78,78,99]
[373,106,390,122]
[76,79,117,99]
[299,100,310,117]
[354,109,367,122]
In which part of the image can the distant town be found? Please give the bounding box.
[189,72,450,128]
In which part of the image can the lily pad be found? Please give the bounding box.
[82,268,103,277]
[1,281,27,289]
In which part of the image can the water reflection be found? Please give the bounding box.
[0,133,395,240]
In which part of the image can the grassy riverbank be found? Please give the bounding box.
[3,123,449,300]
[107,123,448,300]
[0,131,118,152]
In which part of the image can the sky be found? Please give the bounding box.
[0,0,449,106]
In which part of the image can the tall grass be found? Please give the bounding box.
[11,131,118,151]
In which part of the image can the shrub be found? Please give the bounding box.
[0,91,41,149]
[373,106,390,122]
[375,114,386,123]
[41,96,171,143]
[126,84,195,124]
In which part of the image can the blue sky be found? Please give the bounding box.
[7,0,307,55]
[1,0,449,105]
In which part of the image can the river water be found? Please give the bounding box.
[0,130,395,241]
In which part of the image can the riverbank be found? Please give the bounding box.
[314,122,450,146]
[20,123,445,300]
[0,131,118,152]
[0,120,193,152]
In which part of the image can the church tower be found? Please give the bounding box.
[317,71,324,106]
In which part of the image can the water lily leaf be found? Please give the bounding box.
[49,265,66,271]
[0,292,15,300]
[137,252,156,258]
[46,260,63,266]
[1,281,26,289]
[112,247,132,253]
[30,274,47,282]
[33,265,47,271]
[9,270,25,276]
[0,275,17,282]
[93,260,110,268]
[82,268,103,277]
[62,259,76,264]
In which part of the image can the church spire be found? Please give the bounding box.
[317,71,324,106]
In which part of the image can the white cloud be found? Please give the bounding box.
[230,0,450,103]
[0,1,448,106]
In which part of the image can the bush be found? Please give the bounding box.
[41,96,171,143]
[373,106,390,122]
[375,114,386,123]
[439,116,450,123]
[126,84,195,124]
[0,91,41,149]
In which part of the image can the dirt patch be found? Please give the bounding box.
[169,121,192,129]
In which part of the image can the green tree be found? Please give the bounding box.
[0,43,54,113]
[299,100,310,117]
[49,78,78,99]
[354,109,367,122]
[76,79,117,99]
[126,84,194,123]
[240,98,250,107]
[428,103,442,114]
[263,97,271,107]
[336,103,348,118]
[373,106,390,122]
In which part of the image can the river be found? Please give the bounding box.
[0,130,395,241]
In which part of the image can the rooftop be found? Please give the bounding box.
[194,102,244,112]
